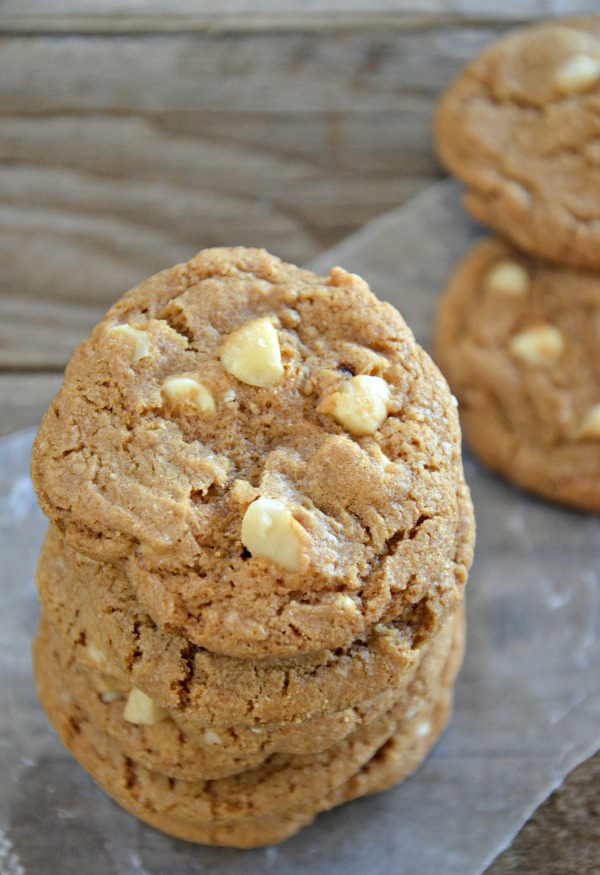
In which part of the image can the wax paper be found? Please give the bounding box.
[1,180,599,875]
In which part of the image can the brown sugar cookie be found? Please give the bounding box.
[31,247,466,658]
[435,19,600,270]
[33,611,460,823]
[33,608,464,847]
[37,483,472,727]
[102,679,454,850]
[434,236,600,511]
[39,614,407,781]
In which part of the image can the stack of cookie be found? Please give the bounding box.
[31,247,474,847]
[434,18,600,511]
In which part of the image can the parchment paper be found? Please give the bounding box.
[1,180,599,875]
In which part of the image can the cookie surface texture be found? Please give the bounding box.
[434,236,600,510]
[38,613,408,781]
[32,247,465,658]
[33,608,464,848]
[435,19,600,269]
[36,498,472,726]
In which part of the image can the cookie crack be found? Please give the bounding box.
[157,308,197,349]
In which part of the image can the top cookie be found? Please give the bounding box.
[31,247,464,658]
[434,236,600,511]
[436,19,600,270]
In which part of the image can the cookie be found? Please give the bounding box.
[434,236,600,510]
[33,607,464,847]
[34,609,460,820]
[87,640,460,849]
[112,662,458,849]
[37,486,472,726]
[40,614,406,781]
[108,684,454,849]
[435,19,600,269]
[31,246,466,658]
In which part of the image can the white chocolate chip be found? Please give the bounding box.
[107,324,150,362]
[555,54,600,94]
[241,496,305,572]
[100,690,125,704]
[161,376,215,415]
[334,593,359,613]
[123,687,168,726]
[508,325,564,368]
[575,403,600,440]
[86,643,107,668]
[203,729,223,746]
[416,720,431,738]
[220,318,284,387]
[484,261,530,297]
[319,375,391,436]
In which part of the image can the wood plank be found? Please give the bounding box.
[1,26,485,369]
[0,30,498,114]
[0,164,428,369]
[0,112,433,371]
[0,1,597,34]
[485,749,600,874]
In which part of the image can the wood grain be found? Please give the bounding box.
[2,16,595,368]
[1,25,502,369]
[1,1,598,32]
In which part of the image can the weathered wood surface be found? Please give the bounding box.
[1,3,599,872]
[0,25,475,369]
[0,16,595,370]
[2,1,599,32]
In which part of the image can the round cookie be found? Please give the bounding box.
[33,619,457,825]
[37,486,472,726]
[434,237,600,510]
[106,651,459,849]
[33,608,464,847]
[104,684,454,849]
[31,246,465,658]
[435,19,600,270]
[39,613,407,781]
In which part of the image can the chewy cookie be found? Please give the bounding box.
[33,607,463,847]
[434,237,600,510]
[39,614,406,781]
[436,19,600,270]
[32,247,465,658]
[37,495,472,726]
[102,682,455,850]
[32,246,474,846]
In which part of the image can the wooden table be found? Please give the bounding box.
[1,3,598,871]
